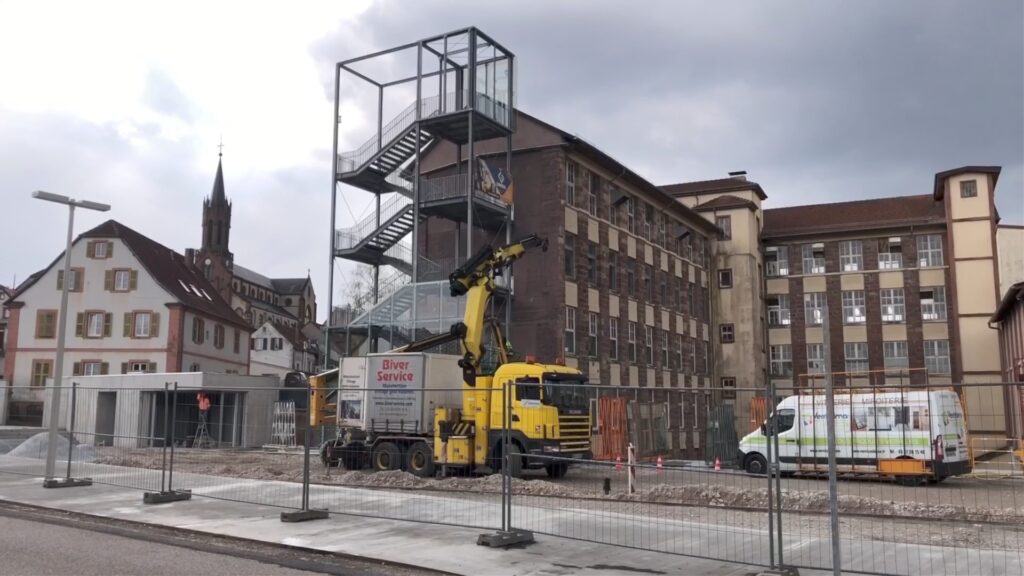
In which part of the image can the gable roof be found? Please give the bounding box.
[271,277,309,294]
[6,220,249,329]
[660,177,767,200]
[933,166,1001,200]
[233,264,275,290]
[269,319,316,350]
[762,195,945,239]
[240,292,297,320]
[692,194,760,213]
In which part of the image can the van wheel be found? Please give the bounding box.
[372,442,402,472]
[406,442,435,478]
[745,454,768,475]
[545,462,569,479]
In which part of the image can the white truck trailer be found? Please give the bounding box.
[738,389,971,482]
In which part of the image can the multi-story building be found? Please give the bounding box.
[758,166,1006,441]
[997,224,1024,295]
[0,284,11,382]
[249,319,319,377]
[190,154,318,331]
[991,281,1024,443]
[2,220,252,424]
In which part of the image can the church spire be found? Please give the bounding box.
[210,147,227,207]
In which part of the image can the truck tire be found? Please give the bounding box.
[340,442,368,471]
[744,453,768,475]
[505,442,524,478]
[544,462,569,479]
[320,441,341,468]
[406,442,435,478]
[372,441,402,472]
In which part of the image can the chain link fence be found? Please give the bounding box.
[1,379,1021,575]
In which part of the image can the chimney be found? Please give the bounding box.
[728,170,747,181]
[184,248,196,265]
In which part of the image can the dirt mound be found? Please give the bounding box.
[8,432,96,462]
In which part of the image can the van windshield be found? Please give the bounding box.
[765,409,795,435]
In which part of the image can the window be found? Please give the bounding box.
[842,291,866,324]
[718,269,733,288]
[626,260,636,297]
[884,341,909,371]
[214,324,226,349]
[587,243,598,285]
[626,196,635,234]
[82,361,104,376]
[270,337,283,351]
[804,292,826,326]
[642,266,652,301]
[690,338,697,375]
[609,186,620,227]
[253,338,266,351]
[676,336,684,370]
[587,171,598,216]
[233,329,241,354]
[644,325,654,365]
[807,344,826,374]
[661,331,669,366]
[115,270,131,291]
[960,179,977,198]
[57,268,83,292]
[128,361,153,373]
[769,345,792,377]
[609,317,619,361]
[880,288,905,322]
[802,243,825,274]
[628,322,637,363]
[920,287,947,321]
[917,235,944,267]
[878,238,903,269]
[701,340,709,374]
[924,340,951,375]
[565,159,576,206]
[588,312,599,357]
[35,310,57,339]
[839,241,863,271]
[844,342,869,373]
[716,215,732,240]
[608,252,618,291]
[767,295,791,326]
[189,363,201,372]
[720,323,735,343]
[564,234,576,280]
[31,359,52,387]
[87,312,104,338]
[643,203,653,240]
[192,317,205,344]
[91,240,110,258]
[134,312,152,338]
[564,307,577,355]
[659,277,667,306]
[765,246,789,277]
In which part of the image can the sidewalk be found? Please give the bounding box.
[0,461,792,576]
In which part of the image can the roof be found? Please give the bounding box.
[210,156,228,206]
[991,281,1024,324]
[659,177,767,200]
[0,285,11,299]
[240,293,297,320]
[933,166,1001,200]
[271,277,309,294]
[692,194,760,213]
[762,195,946,240]
[269,319,316,350]
[418,110,719,236]
[6,220,249,329]
[233,264,275,290]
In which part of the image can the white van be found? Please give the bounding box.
[738,389,971,481]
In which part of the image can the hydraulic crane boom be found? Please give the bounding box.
[446,235,547,386]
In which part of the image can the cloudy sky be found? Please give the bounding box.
[2,0,1021,321]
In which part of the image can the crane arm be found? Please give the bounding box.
[449,235,547,385]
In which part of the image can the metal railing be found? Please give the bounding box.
[335,194,412,252]
[420,173,510,212]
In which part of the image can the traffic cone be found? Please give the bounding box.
[714,456,721,472]
[656,455,664,472]
[615,455,623,472]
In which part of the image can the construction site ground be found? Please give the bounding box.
[84,446,1024,552]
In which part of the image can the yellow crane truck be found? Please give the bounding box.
[310,235,592,478]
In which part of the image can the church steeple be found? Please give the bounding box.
[198,148,234,303]
[210,154,227,207]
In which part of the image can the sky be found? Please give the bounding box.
[1,0,1021,322]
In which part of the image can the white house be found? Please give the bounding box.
[249,320,318,378]
[2,220,252,424]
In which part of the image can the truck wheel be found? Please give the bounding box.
[372,442,402,472]
[340,443,368,470]
[319,441,341,468]
[545,462,569,479]
[406,442,435,478]
[505,443,524,478]
[745,453,768,475]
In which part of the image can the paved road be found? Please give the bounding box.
[0,502,435,576]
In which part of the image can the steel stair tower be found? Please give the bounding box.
[326,28,517,362]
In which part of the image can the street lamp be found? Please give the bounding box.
[32,191,110,487]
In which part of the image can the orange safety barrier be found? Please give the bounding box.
[595,396,628,461]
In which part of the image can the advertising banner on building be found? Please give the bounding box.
[366,354,425,429]
[338,357,366,428]
[475,158,514,205]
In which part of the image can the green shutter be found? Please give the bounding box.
[105,270,114,291]
[106,241,113,257]
[123,313,132,337]
[103,313,112,337]
[56,270,64,290]
[86,241,95,258]
[72,362,81,376]
[100,362,109,375]
[150,313,160,337]
[148,362,157,373]
[129,270,138,290]
[121,363,128,375]
[75,313,84,337]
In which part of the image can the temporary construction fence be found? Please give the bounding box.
[0,379,1022,576]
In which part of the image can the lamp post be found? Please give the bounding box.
[32,191,110,486]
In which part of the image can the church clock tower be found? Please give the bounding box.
[197,152,234,303]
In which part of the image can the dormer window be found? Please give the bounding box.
[960,180,977,198]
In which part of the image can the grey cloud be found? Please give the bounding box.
[143,68,197,123]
